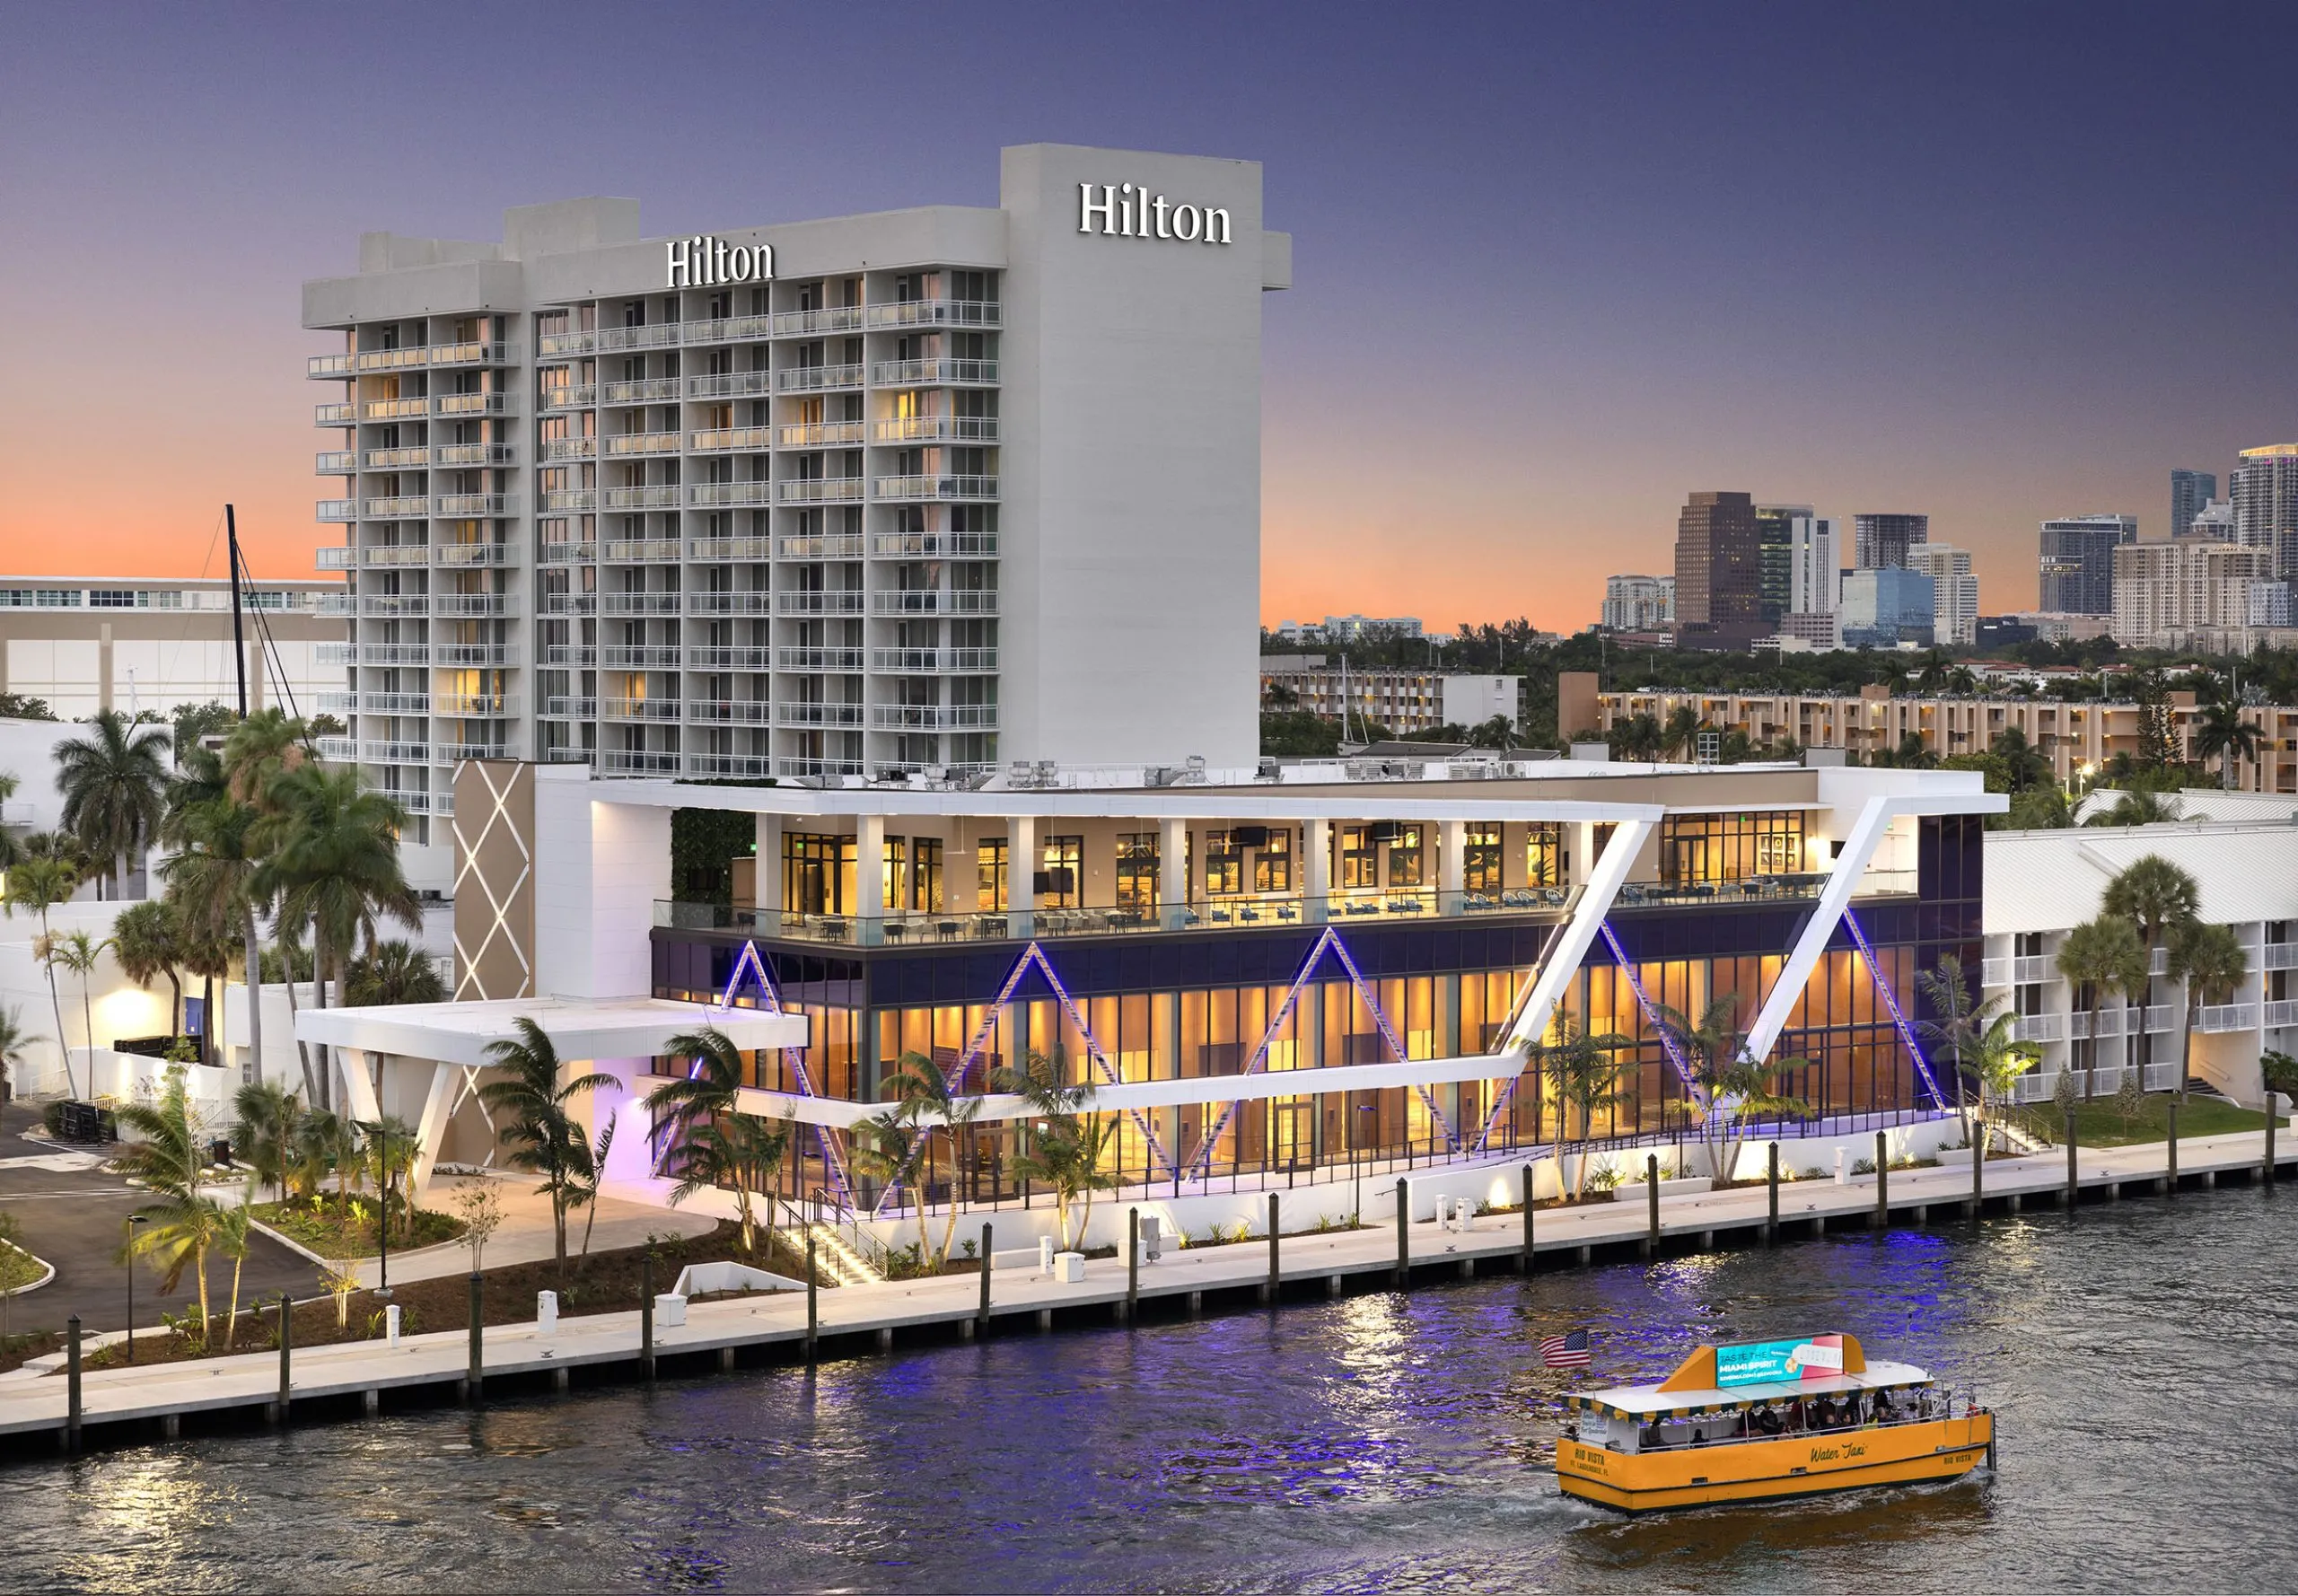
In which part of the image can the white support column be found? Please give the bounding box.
[339,1047,382,1124]
[754,812,782,928]
[856,813,885,943]
[1303,817,1330,923]
[1742,796,1895,1066]
[1160,816,1188,930]
[1570,821,1597,888]
[1439,818,1466,915]
[1009,813,1037,937]
[408,1060,458,1200]
[1499,817,1653,1056]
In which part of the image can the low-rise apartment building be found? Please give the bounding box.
[1260,659,1520,734]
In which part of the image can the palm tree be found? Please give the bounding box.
[115,1068,225,1350]
[3,854,79,1095]
[232,1079,303,1204]
[1915,648,1953,695]
[0,770,21,874]
[2192,696,2261,791]
[0,1005,43,1106]
[345,939,447,1005]
[2103,855,2200,1077]
[219,707,310,810]
[1660,706,1701,761]
[163,796,273,1091]
[253,765,417,1109]
[1653,995,1808,1183]
[177,916,238,1072]
[645,1025,750,1176]
[1965,1006,2039,1157]
[111,898,187,1038]
[665,1114,790,1258]
[357,1116,421,1243]
[478,1017,618,1283]
[50,931,110,1061]
[2084,788,2187,827]
[1914,954,1980,1138]
[296,1109,364,1213]
[849,1109,928,1265]
[2056,916,2148,1098]
[885,1050,985,1269]
[992,1052,1116,1253]
[2167,919,2248,1103]
[54,708,171,899]
[215,1192,254,1352]
[1533,1020,1635,1201]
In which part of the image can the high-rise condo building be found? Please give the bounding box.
[1838,567,1935,649]
[2232,443,2298,579]
[2036,513,2136,614]
[1601,574,1674,632]
[1785,512,1839,618]
[1754,504,1805,626]
[1852,513,1927,570]
[2110,540,2275,646]
[2181,500,2236,542]
[2171,469,2218,540]
[1671,491,1761,647]
[1905,543,1978,647]
[303,144,1291,889]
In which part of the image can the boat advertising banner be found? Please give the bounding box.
[1715,1335,1846,1388]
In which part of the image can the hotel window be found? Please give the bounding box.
[1385,825,1425,888]
[978,838,1007,911]
[35,590,79,607]
[910,838,943,913]
[1038,835,1083,908]
[1338,826,1377,890]
[1525,823,1565,887]
[87,590,139,609]
[1253,828,1294,893]
[1203,829,1242,897]
[1463,825,1502,892]
[1658,811,1806,886]
[782,831,853,916]
[1116,833,1160,911]
[883,837,908,911]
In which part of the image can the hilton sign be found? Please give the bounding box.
[666,235,775,288]
[1079,183,1232,244]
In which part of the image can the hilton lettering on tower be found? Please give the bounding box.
[666,235,776,288]
[1079,183,1232,244]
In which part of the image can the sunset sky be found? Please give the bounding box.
[4,3,2295,633]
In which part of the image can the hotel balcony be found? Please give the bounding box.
[871,357,998,387]
[873,474,998,503]
[541,489,597,513]
[871,415,999,444]
[688,482,776,507]
[317,500,356,522]
[776,363,865,393]
[359,740,432,764]
[362,495,431,518]
[361,545,432,567]
[432,592,515,618]
[690,645,775,671]
[434,741,510,764]
[434,493,514,516]
[323,594,426,618]
[602,486,681,510]
[427,340,508,367]
[685,591,774,615]
[315,735,356,761]
[606,430,683,456]
[434,392,512,417]
[776,532,864,560]
[541,697,598,719]
[314,402,355,425]
[364,444,430,469]
[685,371,775,399]
[871,704,998,731]
[864,298,1002,330]
[776,420,866,448]
[433,541,513,567]
[354,348,431,374]
[539,384,598,411]
[538,329,596,357]
[770,306,865,337]
[602,538,681,563]
[542,436,596,462]
[542,644,597,667]
[308,353,355,378]
[690,425,775,453]
[434,442,517,467]
[601,592,681,615]
[775,478,863,504]
[685,753,776,779]
[601,645,682,669]
[353,691,434,715]
[316,450,356,474]
[315,546,354,570]
[435,642,516,667]
[599,749,682,775]
[680,313,774,345]
[685,698,772,724]
[602,697,682,723]
[594,323,686,353]
[364,398,429,422]
[776,703,864,727]
[602,376,681,403]
[872,647,998,673]
[539,592,597,616]
[776,646,864,672]
[871,588,999,616]
[319,642,428,666]
[776,590,867,616]
[870,530,998,558]
[689,535,774,562]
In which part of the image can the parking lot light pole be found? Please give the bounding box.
[126,1214,148,1364]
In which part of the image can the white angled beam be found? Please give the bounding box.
[1743,795,1893,1065]
[1496,816,1653,1056]
[407,1060,458,1201]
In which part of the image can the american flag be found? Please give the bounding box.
[1540,1329,1592,1368]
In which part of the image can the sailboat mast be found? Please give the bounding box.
[226,503,249,717]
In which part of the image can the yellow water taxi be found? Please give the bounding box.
[1555,1334,1993,1513]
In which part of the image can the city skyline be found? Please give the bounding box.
[7,4,2298,633]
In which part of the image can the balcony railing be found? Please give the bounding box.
[364,545,432,566]
[602,697,682,722]
[871,414,999,444]
[601,645,682,669]
[864,298,1001,329]
[439,741,511,762]
[542,644,597,667]
[770,306,865,336]
[776,420,866,448]
[602,376,681,403]
[361,495,430,518]
[685,371,775,399]
[318,500,356,522]
[360,741,432,764]
[357,692,434,715]
[871,588,999,615]
[870,530,998,558]
[324,593,426,618]
[2267,999,2298,1029]
[316,450,356,474]
[2264,943,2298,971]
[606,430,683,456]
[603,487,681,509]
[320,643,429,666]
[686,753,776,779]
[690,425,775,453]
[676,482,769,507]
[541,697,598,718]
[776,363,864,392]
[776,590,867,615]
[434,541,513,566]
[434,442,517,467]
[689,645,774,671]
[594,323,686,352]
[433,592,514,618]
[308,353,355,378]
[541,489,598,513]
[689,536,773,561]
[872,647,998,673]
[601,592,682,615]
[434,493,514,517]
[872,357,998,387]
[539,592,596,616]
[776,646,863,672]
[539,540,595,565]
[427,341,507,367]
[314,403,355,425]
[539,384,597,411]
[871,704,999,730]
[363,398,429,421]
[436,643,515,666]
[774,758,869,780]
[355,348,431,373]
[776,533,864,560]
[776,478,863,504]
[542,435,596,461]
[685,591,773,614]
[434,392,512,417]
[538,329,597,357]
[681,314,774,345]
[599,749,682,775]
[685,699,772,724]
[602,539,681,562]
[315,546,353,570]
[777,703,864,726]
[2197,1003,2260,1033]
[873,474,998,502]
[364,445,430,469]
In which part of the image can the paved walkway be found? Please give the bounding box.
[0,1125,2284,1444]
[349,1174,720,1289]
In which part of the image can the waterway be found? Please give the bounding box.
[3,1188,2291,1593]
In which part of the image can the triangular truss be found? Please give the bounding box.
[707,940,856,1210]
[1468,922,1565,1154]
[1182,923,1460,1179]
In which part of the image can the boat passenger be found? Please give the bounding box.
[1640,1418,1669,1451]
[1752,1404,1784,1436]
[1871,1389,1897,1425]
[1785,1398,1808,1432]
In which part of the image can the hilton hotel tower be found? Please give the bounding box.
[304,144,1290,887]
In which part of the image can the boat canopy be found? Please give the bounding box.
[1566,1335,1934,1418]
